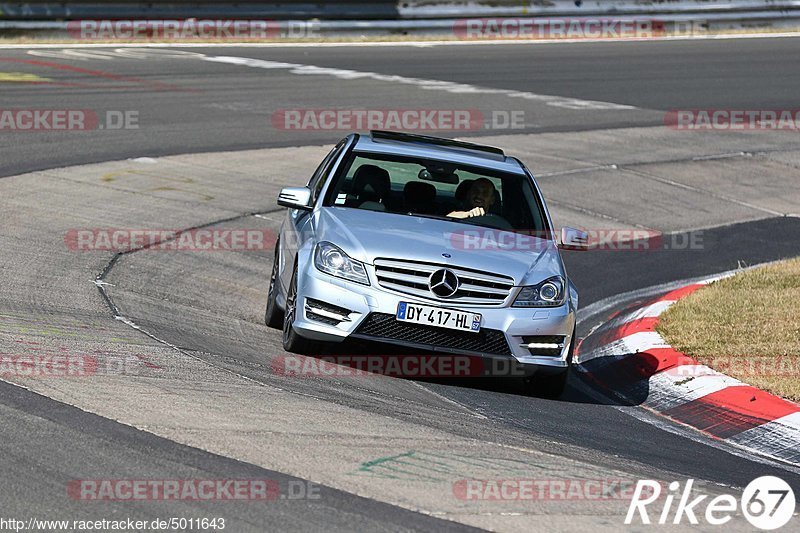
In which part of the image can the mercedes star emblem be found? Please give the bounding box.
[429,269,459,298]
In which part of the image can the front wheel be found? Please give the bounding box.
[282,263,318,354]
[264,241,284,329]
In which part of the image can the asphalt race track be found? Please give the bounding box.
[1,37,800,531]
[3,37,800,178]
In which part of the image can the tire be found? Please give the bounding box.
[264,241,284,329]
[282,262,318,354]
[521,325,576,399]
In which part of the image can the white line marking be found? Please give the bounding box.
[537,164,617,177]
[699,272,736,285]
[409,381,488,420]
[27,49,118,60]
[27,48,207,60]
[593,299,676,334]
[624,299,675,320]
[623,166,788,218]
[578,330,670,363]
[199,54,636,110]
[24,45,636,109]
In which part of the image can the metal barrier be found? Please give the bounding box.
[1,1,799,20]
[399,1,800,19]
[0,1,400,20]
[0,1,799,36]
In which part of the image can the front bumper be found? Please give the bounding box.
[291,262,576,369]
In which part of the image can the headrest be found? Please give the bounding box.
[352,164,391,201]
[455,179,476,203]
[403,181,436,203]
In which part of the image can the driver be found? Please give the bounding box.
[448,178,496,219]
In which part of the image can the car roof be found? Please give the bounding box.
[351,131,527,175]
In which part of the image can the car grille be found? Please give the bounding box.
[373,258,514,306]
[354,313,512,356]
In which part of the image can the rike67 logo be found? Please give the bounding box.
[626,477,795,530]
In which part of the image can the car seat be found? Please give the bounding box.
[403,181,437,214]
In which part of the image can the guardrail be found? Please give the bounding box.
[0,1,799,37]
[1,1,799,20]
[0,1,400,20]
[399,1,800,18]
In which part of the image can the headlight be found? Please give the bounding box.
[314,242,369,285]
[512,276,565,307]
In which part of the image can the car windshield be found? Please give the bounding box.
[323,151,549,233]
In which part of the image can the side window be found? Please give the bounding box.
[308,139,346,203]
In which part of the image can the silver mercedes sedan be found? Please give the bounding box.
[265,131,588,397]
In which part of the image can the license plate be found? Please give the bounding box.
[396,302,481,333]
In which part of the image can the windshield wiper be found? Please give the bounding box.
[405,212,454,222]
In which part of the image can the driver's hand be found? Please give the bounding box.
[447,207,485,219]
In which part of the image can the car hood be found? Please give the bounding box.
[313,207,564,286]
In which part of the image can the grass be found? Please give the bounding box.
[657,258,800,402]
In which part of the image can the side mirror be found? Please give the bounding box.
[559,227,589,251]
[277,186,313,211]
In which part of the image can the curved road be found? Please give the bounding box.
[1,37,799,531]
